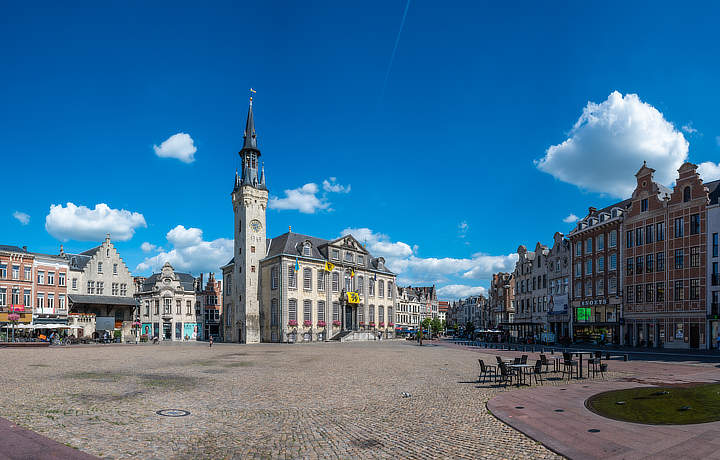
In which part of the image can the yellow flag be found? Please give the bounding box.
[351,269,355,277]
[324,261,335,272]
[347,292,360,304]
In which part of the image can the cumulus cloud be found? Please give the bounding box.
[136,225,232,274]
[698,162,720,182]
[269,183,330,214]
[458,221,469,238]
[322,177,351,193]
[141,242,158,252]
[13,211,30,225]
[45,203,146,242]
[536,91,689,198]
[563,213,579,223]
[437,284,488,299]
[339,227,517,294]
[153,132,197,163]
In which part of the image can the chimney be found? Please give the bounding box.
[200,273,204,290]
[588,206,597,214]
[60,245,64,255]
[22,246,27,252]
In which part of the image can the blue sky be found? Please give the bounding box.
[3,1,720,299]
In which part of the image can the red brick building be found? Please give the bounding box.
[0,245,34,326]
[623,162,714,349]
[196,272,223,341]
[568,201,629,344]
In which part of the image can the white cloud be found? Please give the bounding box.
[153,132,197,163]
[136,225,232,274]
[12,211,30,225]
[681,123,698,134]
[536,91,689,198]
[339,227,517,292]
[45,203,147,242]
[563,213,579,223]
[322,177,351,193]
[269,183,330,214]
[437,284,488,299]
[698,162,720,182]
[458,221,469,238]
[140,242,158,252]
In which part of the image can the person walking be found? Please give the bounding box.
[209,336,213,348]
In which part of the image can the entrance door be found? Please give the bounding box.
[163,322,172,340]
[345,306,353,330]
[690,324,700,349]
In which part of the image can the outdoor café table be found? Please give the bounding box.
[573,351,594,378]
[508,364,533,386]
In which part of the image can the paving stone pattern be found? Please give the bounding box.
[0,341,561,459]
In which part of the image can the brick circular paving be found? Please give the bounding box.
[0,341,561,459]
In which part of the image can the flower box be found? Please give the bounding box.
[288,320,298,327]
[388,323,394,327]
[317,321,326,327]
[369,322,376,327]
[359,321,365,326]
[332,320,341,327]
[379,322,385,327]
[303,320,312,327]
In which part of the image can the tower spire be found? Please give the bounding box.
[243,90,258,151]
[239,90,261,188]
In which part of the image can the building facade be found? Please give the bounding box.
[623,162,713,349]
[568,202,628,344]
[513,243,549,340]
[707,180,720,349]
[0,245,35,327]
[490,272,515,329]
[196,272,222,341]
[135,262,198,341]
[546,232,571,339]
[63,235,137,341]
[32,253,69,326]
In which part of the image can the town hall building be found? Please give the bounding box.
[222,97,397,343]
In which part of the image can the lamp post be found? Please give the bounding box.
[8,313,20,343]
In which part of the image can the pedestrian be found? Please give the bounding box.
[209,336,213,348]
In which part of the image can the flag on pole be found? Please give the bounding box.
[350,269,355,278]
[324,261,335,272]
[373,273,377,281]
[294,258,300,272]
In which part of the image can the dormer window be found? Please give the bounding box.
[303,242,312,257]
[377,257,385,269]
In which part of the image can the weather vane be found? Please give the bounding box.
[249,87,256,101]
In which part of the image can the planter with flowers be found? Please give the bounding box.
[359,321,365,328]
[379,322,385,328]
[7,313,20,342]
[332,320,341,328]
[369,322,376,328]
[288,320,298,327]
[317,320,326,328]
[303,320,312,328]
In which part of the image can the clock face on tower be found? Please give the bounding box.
[249,219,262,233]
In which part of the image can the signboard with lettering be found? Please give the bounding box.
[576,307,592,322]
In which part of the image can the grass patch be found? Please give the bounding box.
[587,384,720,425]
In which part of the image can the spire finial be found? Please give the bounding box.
[289,226,292,233]
[249,88,256,104]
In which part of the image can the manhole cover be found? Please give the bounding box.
[156,409,190,417]
[588,429,601,433]
[554,409,564,412]
[515,406,524,409]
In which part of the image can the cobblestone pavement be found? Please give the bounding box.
[0,341,564,459]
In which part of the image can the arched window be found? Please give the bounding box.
[683,186,691,202]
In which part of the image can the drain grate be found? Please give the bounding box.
[554,409,564,412]
[588,429,600,433]
[156,409,191,417]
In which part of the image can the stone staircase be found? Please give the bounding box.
[330,330,378,342]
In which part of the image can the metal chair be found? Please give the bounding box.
[531,359,544,385]
[561,352,578,380]
[520,354,528,364]
[478,359,497,383]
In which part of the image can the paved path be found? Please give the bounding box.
[0,417,98,460]
[444,341,720,460]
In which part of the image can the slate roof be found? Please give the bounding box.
[140,272,196,292]
[0,245,27,253]
[706,179,720,205]
[68,294,138,306]
[63,253,93,271]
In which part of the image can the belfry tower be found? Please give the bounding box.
[231,95,268,343]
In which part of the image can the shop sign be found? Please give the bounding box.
[576,307,592,321]
[183,323,198,340]
[581,298,608,306]
[10,305,24,312]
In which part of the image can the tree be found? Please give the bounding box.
[422,317,432,330]
[465,321,474,338]
[430,318,442,335]
[441,319,447,332]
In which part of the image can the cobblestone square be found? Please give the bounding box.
[0,341,559,459]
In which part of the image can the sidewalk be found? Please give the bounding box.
[0,417,98,460]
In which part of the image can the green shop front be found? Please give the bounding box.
[572,297,622,345]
